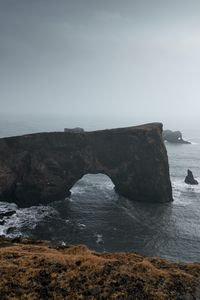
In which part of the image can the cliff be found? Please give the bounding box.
[0,123,172,207]
[0,238,199,300]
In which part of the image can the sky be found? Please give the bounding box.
[1,0,200,129]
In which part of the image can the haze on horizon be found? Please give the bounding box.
[1,0,200,130]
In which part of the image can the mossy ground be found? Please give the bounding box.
[0,238,199,299]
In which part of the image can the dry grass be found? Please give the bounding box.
[0,238,199,299]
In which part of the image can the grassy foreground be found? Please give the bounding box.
[0,238,199,300]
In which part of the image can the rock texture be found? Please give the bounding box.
[64,127,84,133]
[0,238,199,300]
[0,123,172,207]
[163,130,190,144]
[185,169,199,185]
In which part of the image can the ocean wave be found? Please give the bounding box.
[0,204,59,238]
[190,142,199,145]
[71,174,114,195]
[172,178,200,204]
[78,223,86,230]
[95,233,104,244]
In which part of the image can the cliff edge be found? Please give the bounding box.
[0,238,199,300]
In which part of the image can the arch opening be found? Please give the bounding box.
[70,173,115,196]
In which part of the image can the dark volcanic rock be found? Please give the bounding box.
[64,127,84,133]
[0,123,173,207]
[185,169,199,185]
[0,210,16,219]
[163,130,191,144]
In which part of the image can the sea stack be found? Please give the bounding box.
[185,169,199,185]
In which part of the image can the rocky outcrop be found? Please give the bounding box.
[163,130,190,144]
[185,169,199,185]
[0,123,172,207]
[64,127,84,133]
[0,237,199,300]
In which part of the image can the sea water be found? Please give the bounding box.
[0,116,200,262]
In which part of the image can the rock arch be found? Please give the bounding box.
[70,173,115,194]
[0,123,173,207]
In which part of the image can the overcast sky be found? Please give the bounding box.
[1,0,200,128]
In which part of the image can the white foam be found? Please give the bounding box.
[172,178,200,192]
[172,178,200,205]
[78,223,86,229]
[0,201,18,211]
[71,174,115,196]
[0,205,59,238]
[95,233,104,244]
[70,187,85,195]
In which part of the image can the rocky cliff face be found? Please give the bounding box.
[0,123,172,207]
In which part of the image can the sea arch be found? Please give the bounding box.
[0,123,173,207]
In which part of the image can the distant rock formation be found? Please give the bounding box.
[64,127,84,133]
[185,169,199,185]
[163,130,190,144]
[0,123,173,207]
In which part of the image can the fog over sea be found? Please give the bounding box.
[0,115,200,262]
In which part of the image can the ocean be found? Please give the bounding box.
[0,115,200,262]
